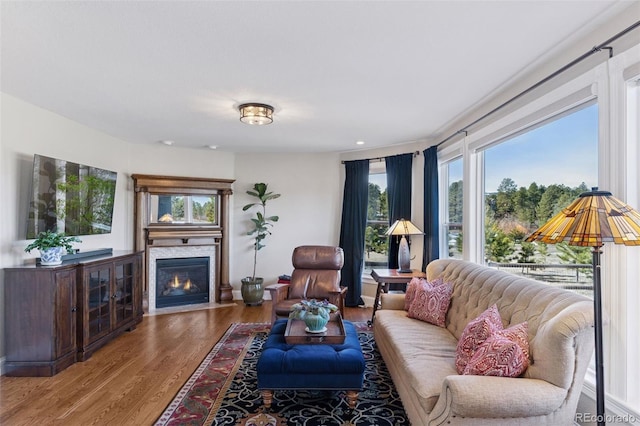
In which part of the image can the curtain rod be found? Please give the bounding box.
[435,20,640,148]
[341,151,420,164]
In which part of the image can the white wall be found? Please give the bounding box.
[231,152,342,298]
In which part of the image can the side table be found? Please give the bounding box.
[368,269,426,326]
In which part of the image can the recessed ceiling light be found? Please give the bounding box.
[160,140,174,146]
[207,145,218,150]
[356,140,365,145]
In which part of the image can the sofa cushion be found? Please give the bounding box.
[463,322,529,377]
[407,280,453,327]
[374,310,458,414]
[455,304,502,374]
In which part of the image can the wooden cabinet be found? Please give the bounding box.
[77,252,142,361]
[3,251,142,376]
[4,265,78,376]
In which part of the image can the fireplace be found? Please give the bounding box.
[132,174,235,312]
[156,257,210,308]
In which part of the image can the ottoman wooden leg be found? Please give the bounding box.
[261,389,273,408]
[345,390,359,409]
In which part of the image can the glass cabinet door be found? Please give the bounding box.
[114,260,135,325]
[87,267,111,340]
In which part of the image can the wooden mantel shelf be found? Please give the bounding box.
[146,226,222,244]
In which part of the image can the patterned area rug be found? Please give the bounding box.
[154,322,408,426]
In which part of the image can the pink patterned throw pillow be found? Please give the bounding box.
[455,304,502,374]
[406,280,453,327]
[404,277,443,311]
[462,322,530,377]
[404,277,425,311]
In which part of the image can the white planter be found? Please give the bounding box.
[40,247,64,266]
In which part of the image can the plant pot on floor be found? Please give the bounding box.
[241,277,264,306]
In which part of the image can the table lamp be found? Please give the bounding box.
[385,219,424,273]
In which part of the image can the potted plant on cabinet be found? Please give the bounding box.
[241,182,280,306]
[25,230,81,266]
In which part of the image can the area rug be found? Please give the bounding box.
[154,322,408,426]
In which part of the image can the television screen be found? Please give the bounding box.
[26,154,117,238]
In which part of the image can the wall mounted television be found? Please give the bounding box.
[26,154,117,238]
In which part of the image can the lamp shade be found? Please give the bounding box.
[525,188,640,247]
[239,103,274,125]
[385,219,423,236]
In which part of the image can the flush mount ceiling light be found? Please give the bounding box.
[238,103,274,125]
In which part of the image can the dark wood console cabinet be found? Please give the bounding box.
[4,251,143,376]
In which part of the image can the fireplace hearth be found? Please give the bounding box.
[156,257,209,308]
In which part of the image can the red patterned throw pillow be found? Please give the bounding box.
[404,277,443,311]
[462,322,530,377]
[404,277,425,311]
[406,280,453,327]
[455,304,502,374]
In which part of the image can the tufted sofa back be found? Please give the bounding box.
[426,259,595,392]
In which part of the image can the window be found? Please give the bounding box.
[482,103,598,293]
[364,161,388,272]
[444,158,463,259]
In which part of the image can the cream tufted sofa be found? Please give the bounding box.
[373,259,595,426]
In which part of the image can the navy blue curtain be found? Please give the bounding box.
[385,153,414,269]
[339,159,369,307]
[422,146,439,269]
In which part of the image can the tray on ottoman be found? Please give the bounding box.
[285,312,346,345]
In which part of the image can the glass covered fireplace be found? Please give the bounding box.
[156,257,210,308]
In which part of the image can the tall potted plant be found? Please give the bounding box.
[241,182,280,306]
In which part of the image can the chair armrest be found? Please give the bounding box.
[430,375,567,423]
[266,283,289,303]
[329,286,348,296]
[328,286,348,313]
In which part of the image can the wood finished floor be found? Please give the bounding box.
[0,302,373,426]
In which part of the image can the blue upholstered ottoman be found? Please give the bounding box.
[257,318,365,409]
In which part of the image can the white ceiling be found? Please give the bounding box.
[0,1,630,153]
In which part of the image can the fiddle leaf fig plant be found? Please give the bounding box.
[243,183,280,281]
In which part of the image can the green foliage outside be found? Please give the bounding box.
[365,182,389,263]
[451,178,593,267]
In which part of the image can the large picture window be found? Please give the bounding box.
[364,161,388,272]
[445,158,463,259]
[482,103,598,293]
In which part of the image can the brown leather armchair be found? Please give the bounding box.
[266,245,347,324]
